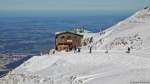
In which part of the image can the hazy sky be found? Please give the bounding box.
[0,0,150,11]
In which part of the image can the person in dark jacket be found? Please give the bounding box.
[73,46,77,53]
[89,46,92,53]
[126,47,131,53]
[77,48,81,53]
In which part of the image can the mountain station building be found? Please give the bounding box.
[55,29,88,51]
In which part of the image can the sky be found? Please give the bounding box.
[0,0,150,12]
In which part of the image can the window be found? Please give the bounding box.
[61,36,65,39]
[67,36,71,39]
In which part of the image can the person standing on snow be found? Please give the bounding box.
[126,47,131,53]
[52,49,55,54]
[73,46,77,53]
[77,47,81,53]
[89,46,92,53]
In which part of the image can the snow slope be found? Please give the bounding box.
[1,7,150,84]
[90,7,150,51]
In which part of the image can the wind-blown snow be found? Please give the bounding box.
[1,7,150,84]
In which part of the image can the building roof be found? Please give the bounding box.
[55,28,91,37]
[56,31,83,37]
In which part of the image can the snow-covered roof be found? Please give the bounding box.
[55,28,91,36]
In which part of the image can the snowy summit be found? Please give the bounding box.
[1,7,150,84]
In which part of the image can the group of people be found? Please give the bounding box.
[88,46,131,54]
[73,46,92,53]
[49,46,131,55]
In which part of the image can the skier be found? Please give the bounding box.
[77,48,81,53]
[73,46,77,53]
[52,49,55,54]
[89,46,92,53]
[126,47,131,53]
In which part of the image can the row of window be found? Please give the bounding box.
[60,36,72,39]
[58,43,72,45]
